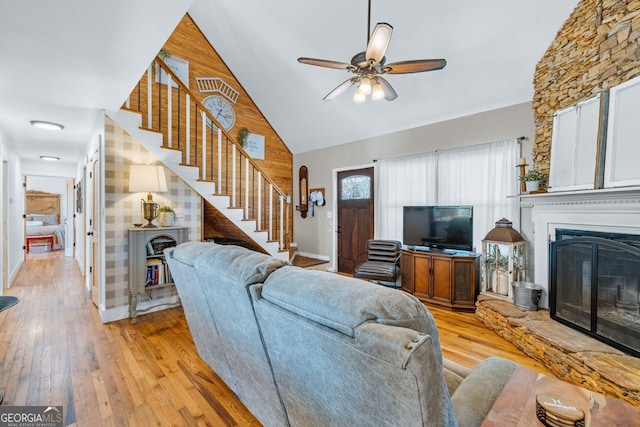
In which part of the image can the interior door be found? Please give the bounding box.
[91,161,100,307]
[65,179,75,258]
[2,161,7,291]
[337,167,374,275]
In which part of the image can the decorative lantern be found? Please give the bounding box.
[481,218,526,300]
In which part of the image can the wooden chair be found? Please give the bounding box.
[353,240,402,287]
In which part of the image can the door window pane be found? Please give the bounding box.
[341,175,370,200]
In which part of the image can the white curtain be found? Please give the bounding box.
[436,139,519,251]
[375,152,437,240]
[376,139,519,252]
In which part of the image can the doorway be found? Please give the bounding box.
[336,167,374,275]
[2,161,7,291]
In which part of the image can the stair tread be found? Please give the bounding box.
[138,126,161,133]
[160,146,182,152]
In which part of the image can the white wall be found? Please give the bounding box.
[0,127,25,287]
[21,159,77,178]
[0,129,6,293]
[6,151,24,284]
[293,102,536,266]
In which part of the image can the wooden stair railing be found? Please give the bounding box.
[124,55,290,251]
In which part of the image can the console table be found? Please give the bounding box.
[401,249,480,311]
[128,227,188,324]
[481,365,640,426]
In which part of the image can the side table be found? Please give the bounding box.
[481,365,640,426]
[0,295,19,405]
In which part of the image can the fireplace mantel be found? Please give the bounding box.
[520,187,640,308]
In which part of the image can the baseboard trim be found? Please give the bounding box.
[100,295,180,323]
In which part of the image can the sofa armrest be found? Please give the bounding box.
[355,322,432,368]
[450,356,517,427]
[443,358,473,396]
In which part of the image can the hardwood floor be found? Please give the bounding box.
[0,251,550,426]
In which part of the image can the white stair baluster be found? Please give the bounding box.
[201,111,207,180]
[245,158,249,219]
[280,195,284,249]
[185,93,190,164]
[232,144,237,207]
[217,129,222,195]
[147,66,152,129]
[257,172,262,231]
[167,75,172,148]
[269,184,273,241]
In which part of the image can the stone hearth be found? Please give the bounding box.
[475,295,640,409]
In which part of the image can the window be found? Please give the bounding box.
[375,139,519,252]
[340,175,371,200]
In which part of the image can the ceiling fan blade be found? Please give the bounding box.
[376,77,397,101]
[323,78,357,101]
[365,23,393,66]
[298,57,351,70]
[384,59,447,74]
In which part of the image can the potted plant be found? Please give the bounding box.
[157,205,175,227]
[237,127,249,148]
[518,169,546,192]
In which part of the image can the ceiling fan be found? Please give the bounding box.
[298,0,446,102]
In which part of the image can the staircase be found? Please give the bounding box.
[108,56,291,260]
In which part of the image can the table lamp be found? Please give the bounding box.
[129,164,168,228]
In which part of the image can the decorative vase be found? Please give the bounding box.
[491,270,510,295]
[157,212,175,227]
[525,180,540,192]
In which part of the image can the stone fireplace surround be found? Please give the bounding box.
[475,187,640,409]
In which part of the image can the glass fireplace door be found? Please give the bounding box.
[550,231,640,357]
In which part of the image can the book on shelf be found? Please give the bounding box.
[145,258,173,287]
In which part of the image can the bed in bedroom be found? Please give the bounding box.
[25,190,65,251]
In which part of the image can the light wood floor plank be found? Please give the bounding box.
[0,250,550,426]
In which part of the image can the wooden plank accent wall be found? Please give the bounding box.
[162,13,293,235]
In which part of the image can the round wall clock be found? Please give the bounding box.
[202,95,236,131]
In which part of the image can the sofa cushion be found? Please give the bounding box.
[171,241,218,266]
[261,266,439,338]
[194,244,288,285]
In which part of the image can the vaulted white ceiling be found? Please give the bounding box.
[0,0,579,167]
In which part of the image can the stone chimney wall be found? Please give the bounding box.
[533,0,640,175]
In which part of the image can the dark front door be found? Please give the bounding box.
[337,167,374,275]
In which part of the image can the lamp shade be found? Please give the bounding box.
[129,165,167,193]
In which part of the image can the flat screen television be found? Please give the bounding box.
[403,205,473,252]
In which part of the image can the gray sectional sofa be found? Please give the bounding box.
[165,241,517,427]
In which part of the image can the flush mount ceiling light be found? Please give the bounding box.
[30,120,64,131]
[297,0,446,102]
[40,156,60,161]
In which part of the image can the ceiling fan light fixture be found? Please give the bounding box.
[358,76,372,95]
[371,80,385,100]
[353,91,366,103]
[30,120,64,131]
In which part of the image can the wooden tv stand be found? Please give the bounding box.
[401,248,480,312]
